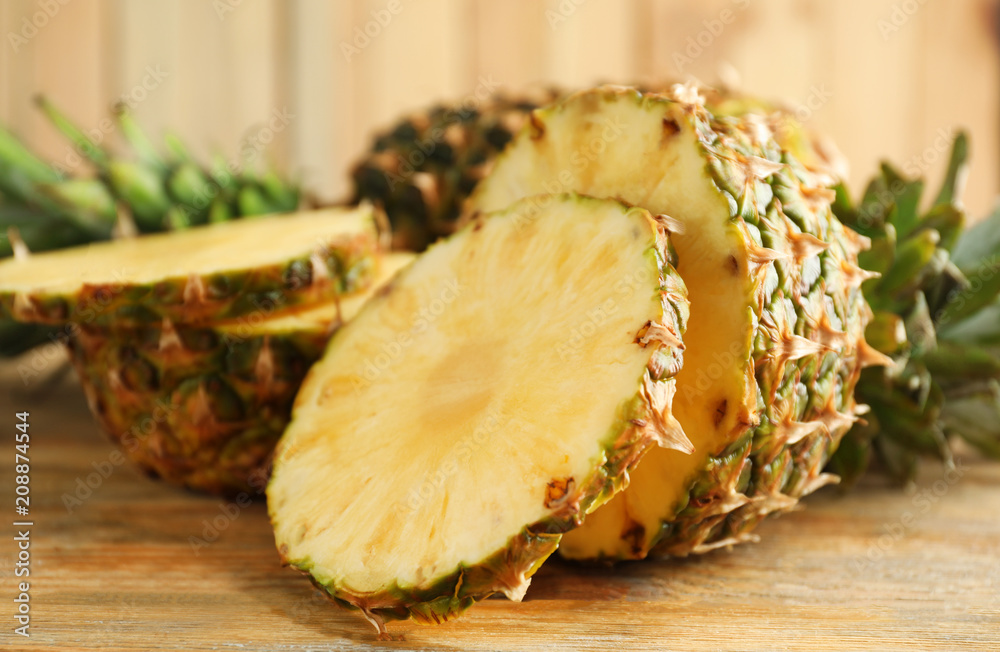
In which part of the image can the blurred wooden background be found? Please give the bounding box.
[0,0,998,215]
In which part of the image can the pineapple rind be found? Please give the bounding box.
[470,86,875,560]
[270,194,690,629]
[350,88,562,251]
[66,253,417,495]
[652,103,873,557]
[67,315,333,495]
[0,209,380,327]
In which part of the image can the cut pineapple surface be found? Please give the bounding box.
[473,85,875,560]
[268,194,689,629]
[0,207,379,326]
[68,252,415,495]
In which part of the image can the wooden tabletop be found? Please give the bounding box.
[1,360,998,652]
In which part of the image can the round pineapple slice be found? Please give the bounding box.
[0,207,379,327]
[68,253,414,495]
[267,194,689,632]
[472,84,882,560]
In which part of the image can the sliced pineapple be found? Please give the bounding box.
[267,194,689,632]
[0,207,379,327]
[68,253,415,495]
[472,85,879,560]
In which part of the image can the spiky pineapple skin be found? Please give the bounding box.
[270,195,690,629]
[350,89,562,251]
[0,218,378,328]
[471,86,880,559]
[67,317,333,495]
[654,127,874,556]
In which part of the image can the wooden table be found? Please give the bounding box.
[1,362,998,651]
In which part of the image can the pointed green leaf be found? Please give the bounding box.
[932,130,969,208]
[935,255,1000,327]
[35,96,109,169]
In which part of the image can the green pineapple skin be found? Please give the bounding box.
[350,89,561,252]
[270,195,690,631]
[471,86,878,559]
[653,110,875,557]
[67,317,333,495]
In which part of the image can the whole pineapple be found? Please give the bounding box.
[350,87,561,251]
[0,98,301,356]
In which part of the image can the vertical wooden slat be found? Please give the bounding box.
[108,0,180,155]
[286,0,355,201]
[920,0,1000,219]
[353,0,466,131]
[0,2,11,123]
[0,0,105,165]
[173,0,283,166]
[30,1,107,170]
[471,0,549,90]
[724,0,823,108]
[814,1,923,201]
[543,0,639,87]
[642,0,737,85]
[0,1,42,135]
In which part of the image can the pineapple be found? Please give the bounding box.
[350,87,561,251]
[0,99,301,355]
[471,85,882,559]
[0,207,379,327]
[267,194,690,633]
[830,133,1000,482]
[67,253,414,495]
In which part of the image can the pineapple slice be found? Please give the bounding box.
[267,194,689,631]
[68,253,414,495]
[472,85,880,560]
[0,207,379,327]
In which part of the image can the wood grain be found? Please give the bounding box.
[1,1,998,216]
[0,365,998,651]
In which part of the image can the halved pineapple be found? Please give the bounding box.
[472,85,880,560]
[68,253,414,495]
[0,207,379,327]
[267,194,689,632]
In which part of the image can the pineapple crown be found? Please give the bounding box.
[831,132,1000,482]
